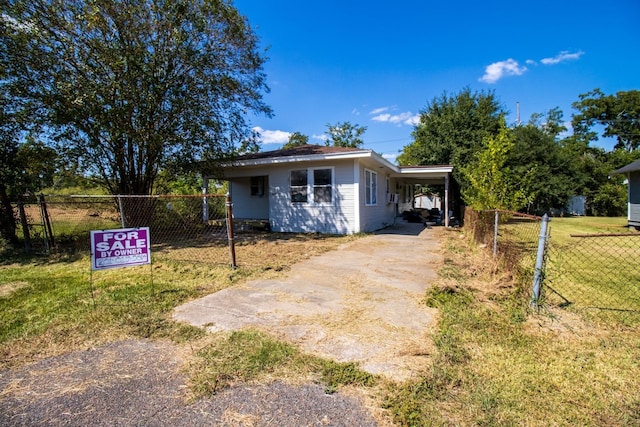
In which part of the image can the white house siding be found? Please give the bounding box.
[629,172,640,227]
[228,177,269,219]
[358,163,397,232]
[264,160,357,234]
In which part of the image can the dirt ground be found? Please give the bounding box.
[1,221,445,426]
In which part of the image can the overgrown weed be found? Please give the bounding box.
[382,230,640,426]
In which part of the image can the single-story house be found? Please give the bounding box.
[205,144,453,234]
[613,159,640,229]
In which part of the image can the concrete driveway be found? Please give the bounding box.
[173,222,444,380]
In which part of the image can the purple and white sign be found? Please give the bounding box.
[90,228,151,271]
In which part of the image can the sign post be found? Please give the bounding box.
[89,227,152,306]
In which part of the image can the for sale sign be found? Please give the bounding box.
[90,228,151,271]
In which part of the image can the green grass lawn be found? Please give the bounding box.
[382,229,640,426]
[543,217,640,321]
[548,216,629,244]
[1,225,639,426]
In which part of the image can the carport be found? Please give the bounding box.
[390,165,454,227]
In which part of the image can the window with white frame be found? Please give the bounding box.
[365,169,377,205]
[290,168,334,204]
[290,169,308,202]
[313,168,333,203]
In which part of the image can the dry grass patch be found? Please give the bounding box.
[382,229,640,426]
[0,232,360,369]
[0,281,29,298]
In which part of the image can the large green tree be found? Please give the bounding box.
[282,131,309,149]
[398,88,505,193]
[325,121,366,148]
[572,89,640,151]
[0,89,22,246]
[559,132,640,216]
[398,88,505,215]
[0,0,272,195]
[0,112,58,246]
[507,109,577,214]
[399,88,505,167]
[461,125,530,211]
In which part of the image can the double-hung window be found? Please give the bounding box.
[313,169,333,204]
[290,168,333,204]
[365,169,377,205]
[290,169,308,203]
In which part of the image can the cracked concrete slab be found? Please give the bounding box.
[173,221,444,380]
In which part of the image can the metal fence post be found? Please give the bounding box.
[38,193,54,252]
[531,213,549,308]
[117,195,126,228]
[225,193,237,268]
[493,209,499,256]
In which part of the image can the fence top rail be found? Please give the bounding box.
[570,232,640,238]
[479,209,542,220]
[44,194,228,199]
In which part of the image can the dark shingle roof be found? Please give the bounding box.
[613,159,640,174]
[235,144,365,161]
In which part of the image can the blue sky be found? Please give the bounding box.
[234,0,640,162]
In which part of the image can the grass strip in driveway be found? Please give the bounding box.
[187,329,378,397]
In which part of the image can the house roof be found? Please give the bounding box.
[232,144,362,160]
[613,159,640,174]
[225,144,453,180]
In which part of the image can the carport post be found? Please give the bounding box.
[444,174,450,227]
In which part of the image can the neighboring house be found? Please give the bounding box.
[205,144,453,234]
[414,193,442,211]
[613,159,640,229]
[567,195,586,216]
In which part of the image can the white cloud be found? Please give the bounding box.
[479,58,527,84]
[541,50,584,65]
[312,133,328,142]
[351,108,361,116]
[252,126,290,144]
[369,106,390,115]
[371,111,419,126]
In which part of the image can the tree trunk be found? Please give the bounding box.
[0,185,19,247]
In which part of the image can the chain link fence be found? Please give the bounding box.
[464,209,542,280]
[544,229,640,323]
[10,194,236,267]
[465,208,640,323]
